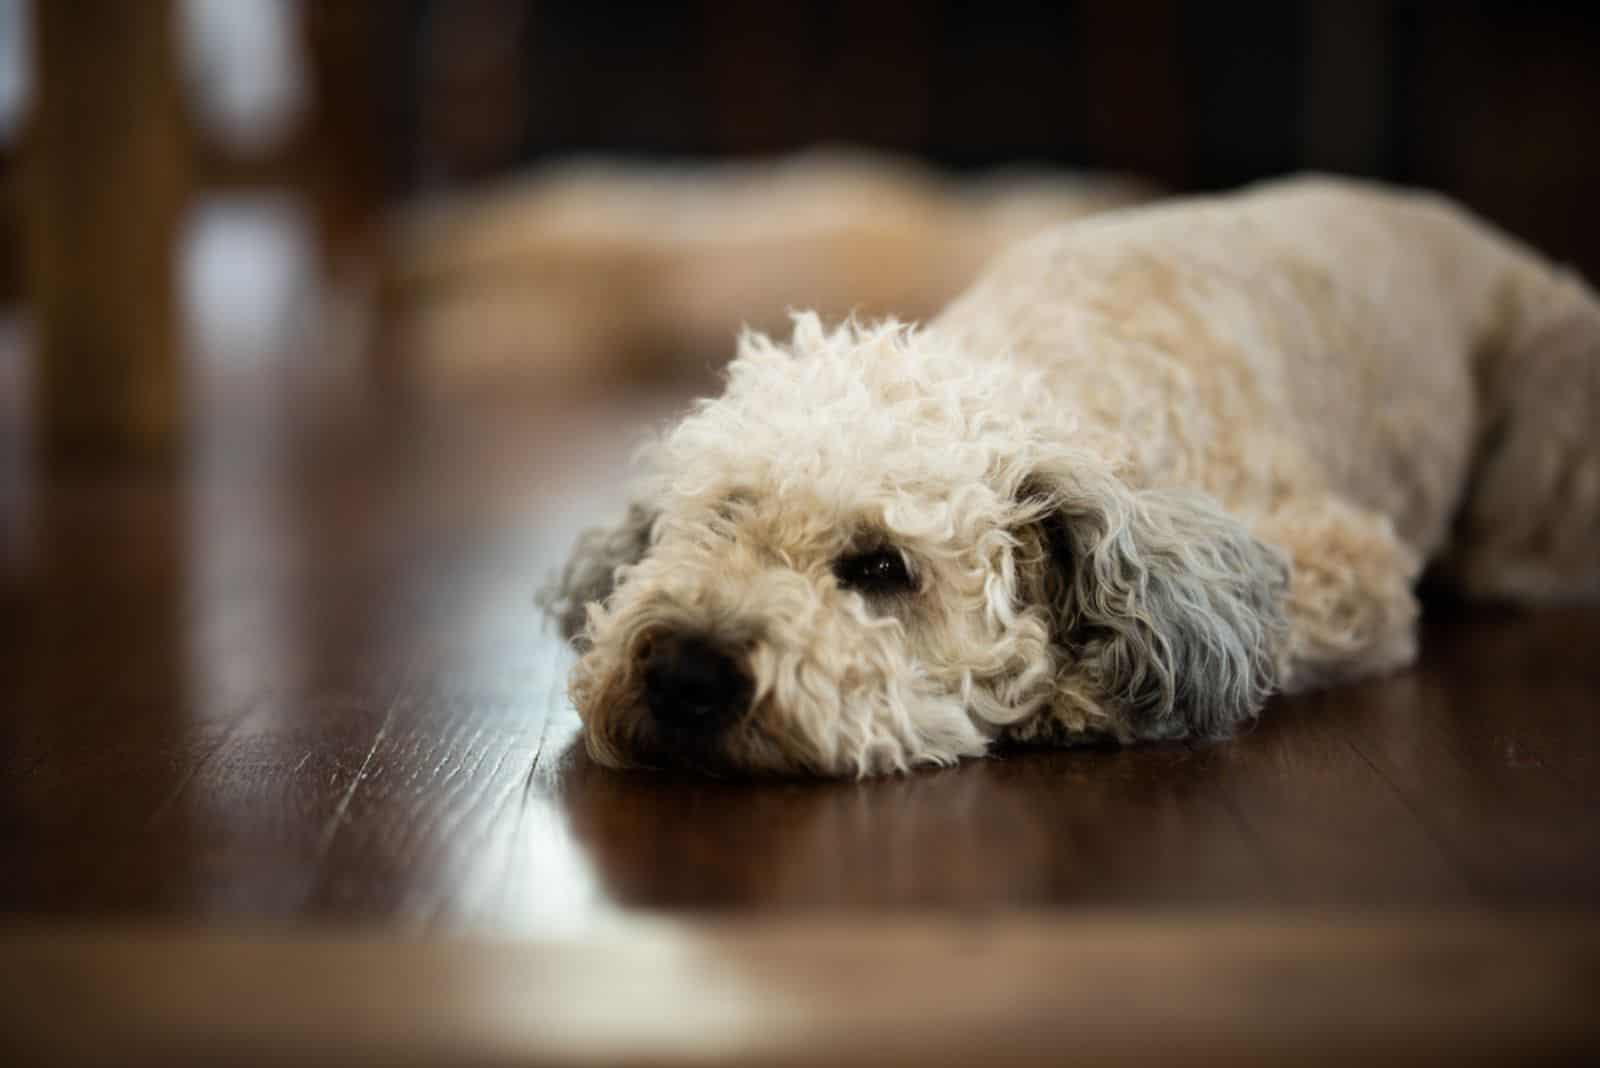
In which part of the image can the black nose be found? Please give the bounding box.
[641,633,751,733]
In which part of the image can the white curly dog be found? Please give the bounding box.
[548,176,1600,777]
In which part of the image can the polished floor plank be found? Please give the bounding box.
[560,744,1276,910]
[1186,697,1479,906]
[1343,612,1600,903]
[6,915,1599,1067]
[3,305,1600,927]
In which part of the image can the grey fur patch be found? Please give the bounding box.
[1026,478,1290,739]
[540,503,659,648]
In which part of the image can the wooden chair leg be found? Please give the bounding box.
[23,0,190,461]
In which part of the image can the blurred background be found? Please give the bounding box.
[4,2,1600,443]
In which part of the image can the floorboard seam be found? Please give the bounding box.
[1340,734,1486,901]
[315,683,403,860]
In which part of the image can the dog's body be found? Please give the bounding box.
[551,176,1600,777]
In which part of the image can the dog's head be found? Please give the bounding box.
[546,314,1289,776]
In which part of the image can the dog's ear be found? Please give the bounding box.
[1018,472,1289,739]
[541,502,659,649]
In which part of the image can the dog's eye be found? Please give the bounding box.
[833,547,915,595]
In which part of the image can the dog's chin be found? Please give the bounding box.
[578,688,818,778]
[583,723,739,776]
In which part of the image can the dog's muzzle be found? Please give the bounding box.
[639,631,753,735]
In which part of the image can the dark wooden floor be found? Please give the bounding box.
[2,205,1599,1063]
[5,316,1599,928]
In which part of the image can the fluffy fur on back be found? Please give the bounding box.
[548,175,1600,777]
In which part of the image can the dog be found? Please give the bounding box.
[546,176,1600,777]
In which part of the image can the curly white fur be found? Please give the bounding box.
[549,175,1600,777]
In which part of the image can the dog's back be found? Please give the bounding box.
[935,175,1600,600]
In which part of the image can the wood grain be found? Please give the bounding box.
[4,915,1598,1067]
